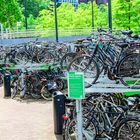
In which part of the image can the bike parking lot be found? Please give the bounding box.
[0,29,140,140]
[1,0,140,139]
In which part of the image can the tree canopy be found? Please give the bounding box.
[0,0,139,33]
[0,0,22,28]
[36,0,140,32]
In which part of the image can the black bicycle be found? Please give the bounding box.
[68,31,140,88]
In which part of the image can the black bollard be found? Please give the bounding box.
[53,91,65,135]
[3,75,11,97]
[138,53,140,69]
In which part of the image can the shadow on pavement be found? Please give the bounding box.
[55,135,63,140]
[13,96,52,104]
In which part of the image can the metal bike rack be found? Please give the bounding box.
[2,63,51,97]
[73,75,140,140]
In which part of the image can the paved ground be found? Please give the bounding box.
[0,36,87,45]
[0,87,62,140]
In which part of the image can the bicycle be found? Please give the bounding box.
[68,30,140,88]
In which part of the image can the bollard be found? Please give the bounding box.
[3,75,11,97]
[138,54,140,69]
[53,91,65,134]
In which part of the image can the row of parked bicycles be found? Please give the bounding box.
[61,29,140,139]
[0,40,69,99]
[63,92,140,140]
[0,63,67,99]
[1,29,140,89]
[0,28,140,139]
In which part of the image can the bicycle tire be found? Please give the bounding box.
[14,51,30,64]
[64,117,98,140]
[41,85,52,100]
[117,53,140,89]
[115,117,140,140]
[37,50,55,64]
[29,80,42,99]
[60,52,77,69]
[11,80,18,99]
[67,55,100,88]
[55,79,65,91]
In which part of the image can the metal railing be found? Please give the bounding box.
[1,27,140,40]
[0,28,92,39]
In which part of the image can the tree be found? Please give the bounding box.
[112,0,140,32]
[16,0,139,33]
[18,0,51,18]
[36,2,108,29]
[0,0,22,28]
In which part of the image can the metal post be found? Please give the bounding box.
[3,75,11,98]
[91,0,94,32]
[20,68,26,98]
[54,0,59,42]
[76,100,83,140]
[108,0,112,31]
[128,0,131,30]
[24,0,28,30]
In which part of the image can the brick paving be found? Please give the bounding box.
[0,87,62,140]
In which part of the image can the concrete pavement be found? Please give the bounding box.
[0,87,62,140]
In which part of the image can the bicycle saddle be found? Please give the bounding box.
[86,37,93,41]
[82,40,91,43]
[132,34,140,39]
[118,43,128,48]
[77,38,85,43]
[122,30,133,35]
[74,43,90,48]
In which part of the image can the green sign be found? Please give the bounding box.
[68,72,85,99]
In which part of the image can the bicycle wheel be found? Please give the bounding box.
[15,51,30,65]
[41,85,52,99]
[30,82,42,99]
[55,79,65,91]
[37,50,55,64]
[60,52,77,69]
[64,117,97,140]
[117,53,140,89]
[67,55,100,88]
[0,77,3,86]
[116,118,140,140]
[11,80,18,99]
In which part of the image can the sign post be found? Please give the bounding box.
[54,0,59,42]
[91,0,94,32]
[108,0,112,31]
[68,72,85,140]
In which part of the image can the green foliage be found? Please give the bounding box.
[35,0,140,32]
[36,2,108,29]
[112,0,140,31]
[1,0,140,33]
[0,0,22,28]
[28,14,36,26]
[18,0,51,17]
